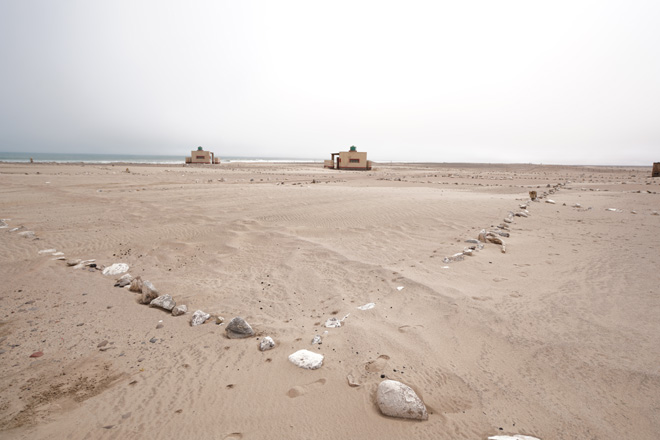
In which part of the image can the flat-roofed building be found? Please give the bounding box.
[185,146,220,164]
[653,162,660,177]
[324,146,372,170]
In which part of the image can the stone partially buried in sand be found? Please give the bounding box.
[172,304,187,316]
[225,317,255,339]
[191,310,210,326]
[139,280,159,304]
[150,294,176,311]
[488,436,540,440]
[376,379,428,421]
[288,349,323,370]
[103,263,129,276]
[259,336,275,351]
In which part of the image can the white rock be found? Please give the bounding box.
[52,252,65,256]
[545,199,555,204]
[172,304,187,316]
[38,249,57,254]
[606,208,618,212]
[488,436,540,440]
[259,336,275,351]
[150,294,176,311]
[376,380,428,420]
[72,259,95,269]
[311,335,322,344]
[18,231,35,238]
[397,286,404,291]
[288,349,324,369]
[357,303,375,310]
[191,310,210,326]
[325,317,341,328]
[102,263,129,276]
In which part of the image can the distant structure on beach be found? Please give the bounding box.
[653,162,660,177]
[324,146,372,170]
[185,146,220,164]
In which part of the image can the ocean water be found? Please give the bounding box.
[0,152,321,164]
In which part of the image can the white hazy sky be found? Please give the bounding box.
[1,1,658,164]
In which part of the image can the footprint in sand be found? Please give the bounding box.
[364,355,390,373]
[286,378,327,398]
[398,324,424,333]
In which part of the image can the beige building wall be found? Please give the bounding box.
[338,151,369,169]
[189,150,212,164]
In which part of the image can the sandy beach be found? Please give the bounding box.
[1,161,659,439]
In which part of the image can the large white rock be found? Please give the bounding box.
[288,349,324,369]
[103,263,129,276]
[488,436,540,440]
[376,380,428,421]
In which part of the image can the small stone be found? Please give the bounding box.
[18,231,36,238]
[259,336,275,351]
[190,310,210,326]
[156,323,164,329]
[129,276,143,293]
[215,316,225,325]
[311,335,322,344]
[139,280,159,304]
[150,294,176,311]
[97,340,108,348]
[29,351,43,358]
[114,274,133,287]
[225,317,255,339]
[67,259,82,267]
[102,263,129,276]
[376,379,428,420]
[149,337,157,343]
[288,349,324,369]
[487,436,540,440]
[347,374,360,387]
[325,317,341,328]
[172,304,188,316]
[38,249,57,254]
[545,199,556,204]
[357,303,375,310]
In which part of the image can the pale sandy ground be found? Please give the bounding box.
[0,161,659,440]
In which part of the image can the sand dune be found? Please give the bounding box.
[1,162,659,439]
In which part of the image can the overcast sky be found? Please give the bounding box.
[1,1,658,164]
